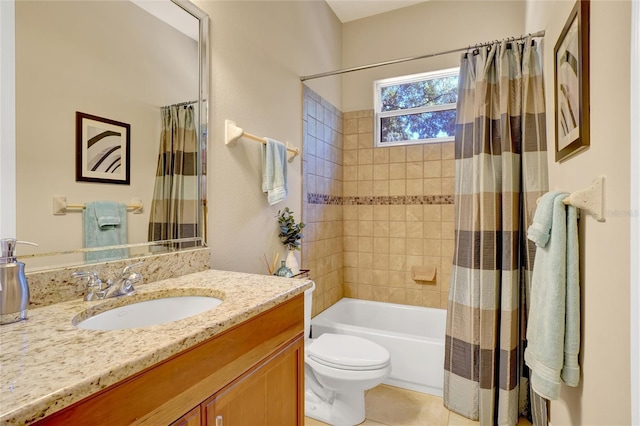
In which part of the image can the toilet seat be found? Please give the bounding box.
[307,333,390,371]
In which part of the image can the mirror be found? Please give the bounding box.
[13,0,209,270]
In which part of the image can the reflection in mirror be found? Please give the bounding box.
[14,0,209,271]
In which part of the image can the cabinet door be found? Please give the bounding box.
[171,406,201,426]
[203,337,303,426]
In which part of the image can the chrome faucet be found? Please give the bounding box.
[72,262,143,301]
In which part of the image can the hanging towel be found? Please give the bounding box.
[261,138,288,205]
[83,201,129,263]
[524,191,580,400]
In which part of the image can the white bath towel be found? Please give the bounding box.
[525,191,581,400]
[261,138,288,205]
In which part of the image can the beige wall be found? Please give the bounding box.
[342,1,526,111]
[15,1,198,265]
[526,1,632,424]
[199,0,342,274]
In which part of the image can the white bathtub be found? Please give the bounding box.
[310,298,446,397]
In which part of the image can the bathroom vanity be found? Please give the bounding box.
[0,269,310,425]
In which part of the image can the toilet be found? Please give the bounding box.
[304,282,391,426]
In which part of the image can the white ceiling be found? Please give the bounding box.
[324,0,429,23]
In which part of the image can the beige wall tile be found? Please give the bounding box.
[442,178,455,195]
[406,179,424,196]
[358,267,372,284]
[373,148,390,164]
[423,143,442,161]
[344,118,358,135]
[358,236,373,253]
[373,221,390,237]
[373,205,390,221]
[373,237,390,254]
[372,253,390,271]
[373,269,390,286]
[357,180,373,195]
[389,205,406,221]
[389,179,406,196]
[442,141,455,159]
[390,146,406,163]
[406,205,423,221]
[343,165,357,181]
[358,148,373,165]
[424,239,442,256]
[424,161,442,178]
[407,161,424,178]
[343,149,358,165]
[373,181,389,196]
[344,205,358,220]
[344,134,358,150]
[389,221,406,237]
[358,205,373,220]
[389,163,406,179]
[358,116,373,133]
[389,254,406,271]
[358,284,373,300]
[389,238,406,255]
[442,159,455,177]
[406,221,423,238]
[407,238,423,255]
[406,145,423,161]
[358,133,373,149]
[373,164,390,180]
[424,178,443,195]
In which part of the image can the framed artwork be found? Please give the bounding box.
[76,112,130,184]
[554,0,590,162]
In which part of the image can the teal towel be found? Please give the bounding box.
[83,202,128,263]
[94,201,121,228]
[525,192,581,399]
[261,138,288,205]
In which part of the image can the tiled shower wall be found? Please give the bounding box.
[342,111,455,309]
[301,88,455,314]
[301,87,344,317]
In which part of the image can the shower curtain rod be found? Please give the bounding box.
[161,99,198,109]
[300,30,545,82]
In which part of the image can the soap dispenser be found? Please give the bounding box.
[0,238,37,325]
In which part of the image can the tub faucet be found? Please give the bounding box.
[72,262,143,301]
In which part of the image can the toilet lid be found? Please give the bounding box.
[307,333,390,370]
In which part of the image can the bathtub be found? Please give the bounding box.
[310,298,446,397]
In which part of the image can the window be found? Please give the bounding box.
[374,68,459,147]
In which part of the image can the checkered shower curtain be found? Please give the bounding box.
[148,105,199,245]
[444,37,549,425]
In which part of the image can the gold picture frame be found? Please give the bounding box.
[554,0,590,162]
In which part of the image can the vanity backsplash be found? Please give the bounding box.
[26,248,211,307]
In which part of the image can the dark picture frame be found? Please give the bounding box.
[76,112,130,185]
[554,0,590,162]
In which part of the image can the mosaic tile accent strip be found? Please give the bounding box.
[307,193,453,206]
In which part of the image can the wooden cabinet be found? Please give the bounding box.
[203,338,303,426]
[171,407,201,426]
[35,295,304,426]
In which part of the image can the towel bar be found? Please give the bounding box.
[224,120,300,160]
[53,196,143,215]
[536,176,605,222]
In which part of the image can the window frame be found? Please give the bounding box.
[374,67,459,148]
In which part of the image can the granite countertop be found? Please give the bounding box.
[0,269,312,425]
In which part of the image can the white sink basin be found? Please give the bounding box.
[75,296,223,330]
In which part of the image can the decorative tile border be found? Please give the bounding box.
[307,193,453,206]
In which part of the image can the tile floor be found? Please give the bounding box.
[305,384,533,426]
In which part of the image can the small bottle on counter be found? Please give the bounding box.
[275,261,293,278]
